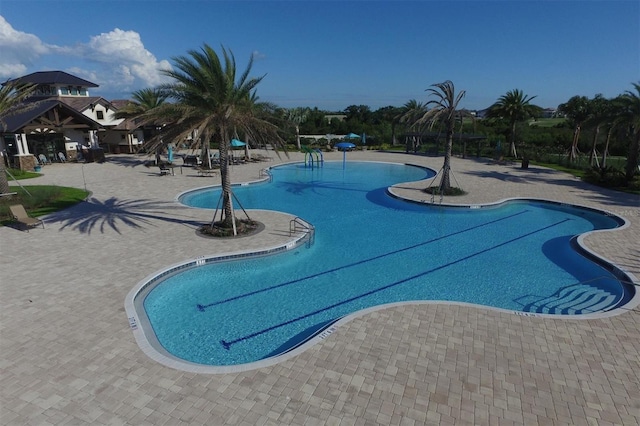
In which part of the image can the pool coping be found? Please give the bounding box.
[124,161,640,374]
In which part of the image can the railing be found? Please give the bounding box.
[290,217,315,247]
[259,168,272,182]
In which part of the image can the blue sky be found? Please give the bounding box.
[0,0,638,111]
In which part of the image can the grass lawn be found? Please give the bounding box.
[528,118,567,127]
[0,185,90,225]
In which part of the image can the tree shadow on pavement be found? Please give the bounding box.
[44,197,206,234]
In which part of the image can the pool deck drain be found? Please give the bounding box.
[1,151,638,425]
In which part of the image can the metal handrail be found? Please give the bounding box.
[289,217,315,247]
[259,168,272,182]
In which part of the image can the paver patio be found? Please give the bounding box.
[1,150,638,425]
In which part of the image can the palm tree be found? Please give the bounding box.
[113,88,169,164]
[112,88,168,120]
[284,107,310,150]
[615,82,640,182]
[600,96,624,168]
[144,44,284,234]
[396,100,427,152]
[584,94,610,167]
[487,89,542,158]
[417,81,466,191]
[558,95,590,163]
[0,82,38,195]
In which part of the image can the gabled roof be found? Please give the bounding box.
[0,99,101,133]
[60,96,115,112]
[110,99,132,109]
[3,71,98,88]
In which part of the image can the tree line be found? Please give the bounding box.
[1,44,638,218]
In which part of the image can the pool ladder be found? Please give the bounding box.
[290,217,315,248]
[259,168,273,182]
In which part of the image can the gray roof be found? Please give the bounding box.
[0,99,101,133]
[3,71,98,88]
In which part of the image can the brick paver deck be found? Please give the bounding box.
[1,151,638,425]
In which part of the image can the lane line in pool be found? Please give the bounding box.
[197,210,530,312]
[219,218,572,350]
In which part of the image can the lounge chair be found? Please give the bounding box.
[58,152,67,162]
[159,164,173,176]
[9,204,44,231]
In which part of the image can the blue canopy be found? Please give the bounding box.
[344,133,360,139]
[335,142,355,151]
[230,138,246,147]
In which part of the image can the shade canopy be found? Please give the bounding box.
[344,133,360,139]
[335,142,355,151]
[230,138,246,147]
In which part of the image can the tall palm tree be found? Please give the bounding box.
[558,95,590,162]
[615,82,640,182]
[584,94,610,167]
[396,100,427,152]
[284,107,310,150]
[0,82,38,195]
[145,44,284,234]
[417,81,466,191]
[600,95,624,168]
[487,89,542,158]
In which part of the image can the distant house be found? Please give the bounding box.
[0,71,144,170]
[540,108,557,118]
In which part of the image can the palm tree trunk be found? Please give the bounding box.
[509,121,518,158]
[569,125,580,162]
[295,125,301,150]
[217,128,235,232]
[589,125,600,166]
[601,126,613,168]
[440,122,454,190]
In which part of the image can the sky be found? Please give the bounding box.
[0,0,638,111]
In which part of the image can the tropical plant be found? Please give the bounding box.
[112,88,168,120]
[142,44,285,234]
[396,100,427,152]
[0,82,38,195]
[487,89,542,158]
[615,82,640,182]
[112,88,170,163]
[584,94,612,167]
[417,81,466,191]
[283,107,310,150]
[558,95,590,162]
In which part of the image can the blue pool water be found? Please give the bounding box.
[141,161,630,366]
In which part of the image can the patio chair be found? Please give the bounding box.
[58,152,67,162]
[9,204,45,231]
[38,154,49,165]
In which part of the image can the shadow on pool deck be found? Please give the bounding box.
[44,197,205,234]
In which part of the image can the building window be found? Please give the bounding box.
[70,87,78,95]
[96,111,104,120]
[60,87,69,95]
[79,88,87,96]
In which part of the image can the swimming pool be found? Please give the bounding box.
[127,161,636,371]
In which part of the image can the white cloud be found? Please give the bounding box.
[0,16,171,97]
[252,50,267,61]
[0,15,50,78]
[78,28,172,89]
